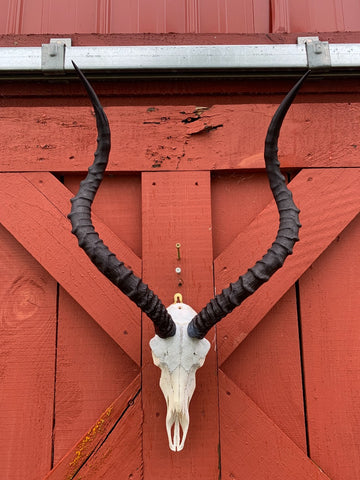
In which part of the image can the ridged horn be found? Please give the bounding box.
[187,71,310,339]
[68,62,175,339]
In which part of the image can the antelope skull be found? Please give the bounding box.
[68,62,308,451]
[150,302,210,451]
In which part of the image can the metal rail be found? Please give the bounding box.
[0,37,359,79]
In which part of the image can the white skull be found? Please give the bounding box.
[149,302,210,452]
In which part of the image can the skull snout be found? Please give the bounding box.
[161,366,193,451]
[166,404,189,452]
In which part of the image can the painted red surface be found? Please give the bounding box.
[0,0,360,34]
[0,59,359,479]
[1,101,359,172]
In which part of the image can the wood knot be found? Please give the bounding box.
[4,276,45,323]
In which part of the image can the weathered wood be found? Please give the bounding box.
[53,289,139,463]
[142,171,219,478]
[0,103,359,172]
[300,215,360,480]
[0,225,57,480]
[65,174,142,257]
[220,371,331,479]
[0,172,141,364]
[211,172,273,258]
[216,168,360,364]
[52,174,141,462]
[214,171,306,450]
[25,172,141,271]
[52,173,141,460]
[44,375,142,480]
[222,287,307,452]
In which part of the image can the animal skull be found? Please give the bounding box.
[68,63,307,452]
[149,302,210,451]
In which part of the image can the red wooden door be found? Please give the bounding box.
[0,78,359,480]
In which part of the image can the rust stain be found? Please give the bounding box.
[68,409,111,473]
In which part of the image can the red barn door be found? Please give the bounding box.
[0,81,359,480]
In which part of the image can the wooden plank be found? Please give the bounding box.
[0,102,359,172]
[65,174,142,257]
[0,172,141,364]
[220,371,331,479]
[0,225,57,480]
[216,168,360,364]
[222,287,307,452]
[211,172,273,258]
[142,171,219,478]
[299,215,360,480]
[1,76,359,100]
[213,171,306,450]
[53,288,140,463]
[44,375,142,480]
[24,172,141,271]
[52,174,141,462]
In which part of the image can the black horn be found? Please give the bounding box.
[187,71,310,339]
[68,62,175,338]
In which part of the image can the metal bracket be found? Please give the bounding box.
[41,38,72,73]
[297,36,331,69]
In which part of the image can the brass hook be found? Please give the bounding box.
[174,293,183,304]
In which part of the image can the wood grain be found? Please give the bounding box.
[300,215,360,480]
[214,172,306,450]
[216,168,360,364]
[0,225,57,480]
[220,371,331,479]
[142,171,219,478]
[44,375,142,480]
[53,289,139,463]
[0,172,141,364]
[222,287,307,452]
[0,102,359,172]
[65,174,142,257]
[51,174,141,462]
[211,172,273,258]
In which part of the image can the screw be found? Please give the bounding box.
[176,243,181,260]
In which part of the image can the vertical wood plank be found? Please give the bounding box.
[68,394,143,479]
[0,172,141,364]
[45,375,142,480]
[300,215,360,480]
[220,372,331,480]
[211,172,272,259]
[53,175,141,462]
[222,288,307,452]
[213,172,306,451]
[65,174,142,258]
[53,289,139,463]
[142,171,219,478]
[0,225,57,479]
[215,168,360,364]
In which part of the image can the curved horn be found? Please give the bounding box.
[188,71,310,339]
[68,62,175,339]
